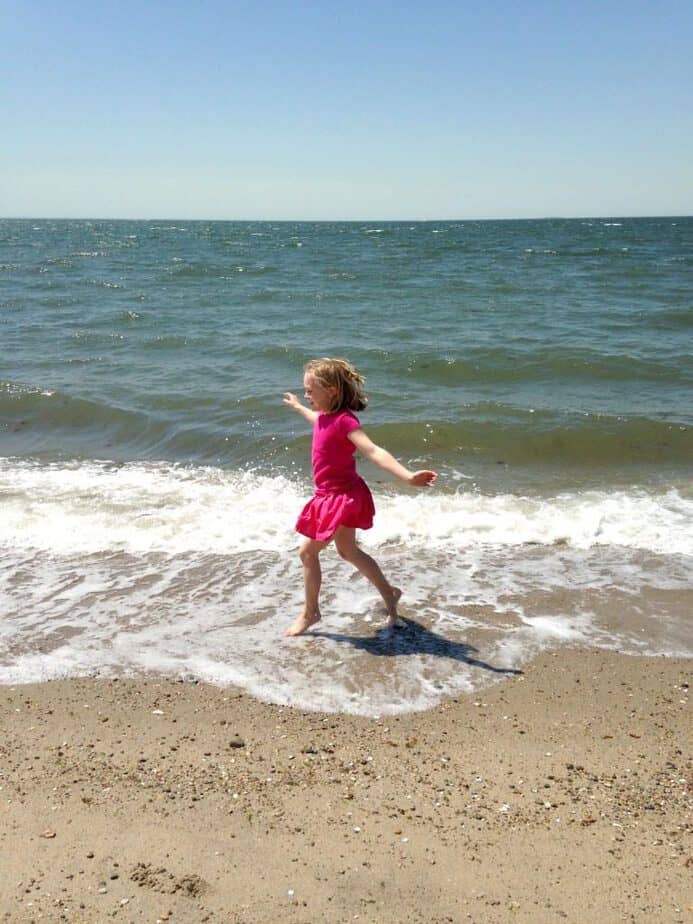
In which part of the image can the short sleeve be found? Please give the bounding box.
[339,410,361,436]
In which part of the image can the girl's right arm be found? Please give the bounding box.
[282,392,319,424]
[348,428,437,487]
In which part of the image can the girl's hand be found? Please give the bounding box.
[409,470,438,487]
[282,391,301,410]
[283,392,319,423]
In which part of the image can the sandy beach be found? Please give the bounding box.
[1,648,690,923]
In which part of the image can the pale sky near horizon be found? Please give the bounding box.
[1,0,691,220]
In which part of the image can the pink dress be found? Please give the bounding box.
[296,409,376,542]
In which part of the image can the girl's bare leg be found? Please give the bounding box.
[286,538,328,636]
[333,526,402,625]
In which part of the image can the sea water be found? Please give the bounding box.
[1,218,691,714]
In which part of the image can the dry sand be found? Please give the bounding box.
[1,648,690,923]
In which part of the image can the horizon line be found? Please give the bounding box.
[1,213,691,223]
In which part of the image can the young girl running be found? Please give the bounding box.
[282,357,437,637]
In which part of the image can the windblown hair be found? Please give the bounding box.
[305,357,368,413]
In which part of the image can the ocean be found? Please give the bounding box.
[1,217,691,714]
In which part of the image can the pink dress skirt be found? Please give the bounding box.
[295,477,375,542]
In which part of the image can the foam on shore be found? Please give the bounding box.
[1,459,691,714]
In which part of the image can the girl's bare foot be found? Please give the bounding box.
[285,609,321,637]
[384,586,402,625]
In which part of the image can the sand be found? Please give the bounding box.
[0,648,690,923]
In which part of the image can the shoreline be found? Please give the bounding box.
[1,647,690,923]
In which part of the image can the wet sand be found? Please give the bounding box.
[1,648,690,923]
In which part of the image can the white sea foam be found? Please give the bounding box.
[0,459,690,713]
[1,459,691,557]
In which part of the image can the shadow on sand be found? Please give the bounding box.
[310,616,523,676]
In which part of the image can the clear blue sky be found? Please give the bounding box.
[1,0,691,219]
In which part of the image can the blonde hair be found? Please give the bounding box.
[305,357,368,413]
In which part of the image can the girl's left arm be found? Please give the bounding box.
[348,429,437,487]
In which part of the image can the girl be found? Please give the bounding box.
[282,357,437,637]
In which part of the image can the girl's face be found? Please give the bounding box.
[303,372,336,412]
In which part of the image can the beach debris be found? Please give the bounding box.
[40,829,56,838]
[131,863,207,897]
[152,709,164,715]
[229,736,245,749]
